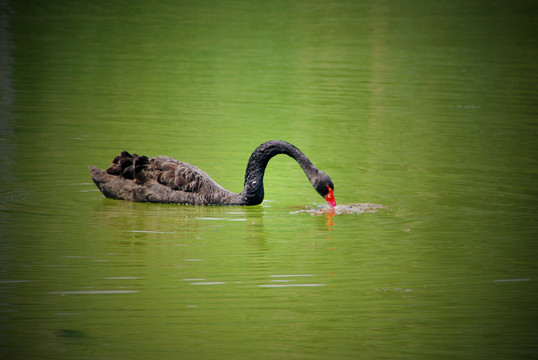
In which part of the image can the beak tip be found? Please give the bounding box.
[324,187,336,208]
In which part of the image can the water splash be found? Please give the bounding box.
[290,203,386,216]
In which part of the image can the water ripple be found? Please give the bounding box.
[49,290,139,295]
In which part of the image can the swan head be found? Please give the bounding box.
[313,172,336,208]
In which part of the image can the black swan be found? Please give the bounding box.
[88,140,336,207]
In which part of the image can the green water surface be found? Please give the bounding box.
[1,0,537,359]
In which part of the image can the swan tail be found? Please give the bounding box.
[89,164,144,201]
[88,164,107,183]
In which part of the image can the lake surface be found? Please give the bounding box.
[1,0,537,359]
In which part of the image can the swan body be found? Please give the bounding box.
[89,140,336,206]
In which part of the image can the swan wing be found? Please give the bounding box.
[93,151,236,205]
[144,156,208,193]
[103,151,210,193]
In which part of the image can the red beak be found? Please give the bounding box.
[324,186,336,208]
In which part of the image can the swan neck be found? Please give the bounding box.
[241,141,318,205]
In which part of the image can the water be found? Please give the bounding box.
[1,0,537,358]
